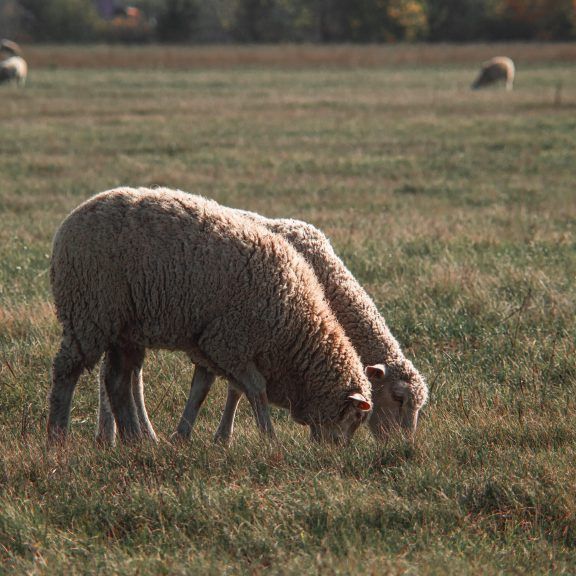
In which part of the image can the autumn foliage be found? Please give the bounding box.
[1,0,575,42]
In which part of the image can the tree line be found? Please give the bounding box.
[2,0,575,43]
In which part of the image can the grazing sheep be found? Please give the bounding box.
[98,212,428,445]
[48,187,373,446]
[0,39,27,87]
[0,56,27,87]
[471,56,515,91]
[181,214,427,443]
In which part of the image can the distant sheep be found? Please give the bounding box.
[0,57,27,87]
[98,212,428,445]
[471,56,515,91]
[0,40,27,87]
[48,187,374,446]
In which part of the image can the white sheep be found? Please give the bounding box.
[48,187,374,446]
[98,211,428,445]
[471,56,515,91]
[0,39,27,87]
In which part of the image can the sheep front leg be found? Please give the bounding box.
[213,385,242,446]
[238,364,276,440]
[175,366,216,439]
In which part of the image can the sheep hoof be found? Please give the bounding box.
[213,433,232,448]
[169,431,189,445]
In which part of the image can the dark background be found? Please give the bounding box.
[1,0,575,44]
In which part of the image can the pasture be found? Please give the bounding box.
[0,44,575,574]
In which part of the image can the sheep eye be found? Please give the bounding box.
[392,394,404,406]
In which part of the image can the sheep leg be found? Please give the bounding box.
[102,345,144,442]
[47,337,88,444]
[238,364,276,440]
[175,366,216,439]
[96,366,116,444]
[97,359,158,444]
[213,385,242,446]
[246,391,275,439]
[198,321,274,438]
[131,364,158,442]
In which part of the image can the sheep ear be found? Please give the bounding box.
[365,364,386,381]
[348,393,372,412]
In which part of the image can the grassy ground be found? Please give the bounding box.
[0,44,575,574]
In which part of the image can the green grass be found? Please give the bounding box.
[0,45,575,574]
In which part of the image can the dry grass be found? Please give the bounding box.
[23,42,576,70]
[0,44,575,574]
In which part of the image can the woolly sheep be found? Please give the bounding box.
[471,56,515,91]
[0,40,27,87]
[211,213,428,443]
[98,211,428,445]
[48,187,374,445]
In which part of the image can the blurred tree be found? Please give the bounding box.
[487,0,576,40]
[312,0,427,42]
[427,0,490,41]
[0,0,26,39]
[231,0,315,42]
[20,0,100,41]
[8,0,576,44]
[156,0,199,42]
[103,4,155,42]
[232,0,278,41]
[311,0,386,42]
[386,0,428,41]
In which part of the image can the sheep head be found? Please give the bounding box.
[365,363,426,442]
[308,391,372,445]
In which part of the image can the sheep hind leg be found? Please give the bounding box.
[103,345,144,443]
[174,366,216,440]
[47,337,93,445]
[238,363,276,440]
[96,365,116,445]
[131,364,158,442]
[97,359,158,445]
[213,385,242,446]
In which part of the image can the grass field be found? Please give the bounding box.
[0,44,575,574]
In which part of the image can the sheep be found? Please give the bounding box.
[218,213,428,442]
[0,57,28,87]
[48,187,374,446]
[97,211,428,445]
[0,39,27,87]
[471,56,515,91]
